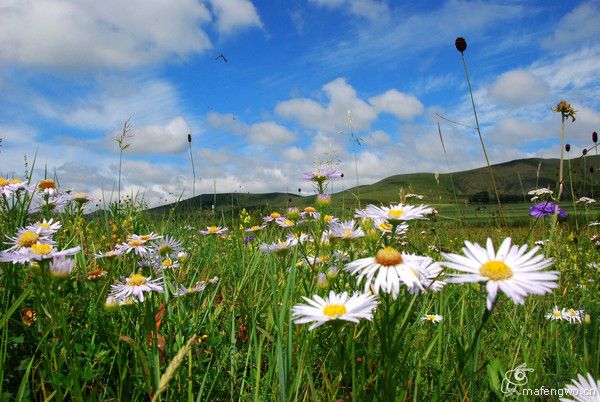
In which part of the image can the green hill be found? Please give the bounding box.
[150,155,600,214]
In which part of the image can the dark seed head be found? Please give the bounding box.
[187,134,192,143]
[590,166,595,174]
[593,131,598,143]
[565,144,571,152]
[455,37,467,53]
[583,148,588,156]
[298,188,301,193]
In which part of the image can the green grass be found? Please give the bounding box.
[1,185,599,400]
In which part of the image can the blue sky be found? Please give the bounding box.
[1,0,600,205]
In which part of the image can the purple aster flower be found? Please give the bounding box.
[530,201,567,218]
[301,169,343,182]
[244,235,256,245]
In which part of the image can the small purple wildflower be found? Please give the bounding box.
[530,201,567,218]
[244,235,256,245]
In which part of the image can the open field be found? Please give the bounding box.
[1,171,600,401]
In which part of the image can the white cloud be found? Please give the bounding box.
[282,146,306,161]
[487,70,550,105]
[206,112,246,134]
[309,0,390,21]
[106,117,191,154]
[368,90,424,120]
[366,130,392,145]
[36,79,181,131]
[0,0,213,69]
[276,78,377,133]
[208,0,263,35]
[542,2,600,50]
[248,121,295,144]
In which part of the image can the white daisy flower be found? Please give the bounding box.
[546,306,567,321]
[275,218,295,228]
[259,238,298,254]
[286,232,312,243]
[421,314,443,323]
[560,373,600,402]
[564,308,585,324]
[356,203,432,223]
[441,237,559,310]
[373,219,409,235]
[345,247,445,299]
[49,256,75,277]
[5,227,54,252]
[245,224,266,232]
[300,206,320,219]
[577,197,596,205]
[199,226,228,236]
[292,291,378,330]
[263,212,283,222]
[115,239,150,257]
[153,236,182,256]
[26,219,62,237]
[128,233,163,243]
[323,214,340,225]
[329,220,365,240]
[1,244,80,265]
[109,273,164,302]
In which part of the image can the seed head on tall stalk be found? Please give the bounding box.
[455,37,506,226]
[552,100,576,208]
[187,133,197,199]
[115,117,133,205]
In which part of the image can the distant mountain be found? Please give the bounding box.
[149,155,600,213]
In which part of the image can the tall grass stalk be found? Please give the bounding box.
[456,40,506,226]
[115,118,133,205]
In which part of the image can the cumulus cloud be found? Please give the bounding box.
[368,90,424,120]
[542,2,600,50]
[0,0,213,69]
[487,70,550,105]
[208,0,263,35]
[276,78,377,133]
[105,117,191,154]
[248,122,295,144]
[206,112,246,134]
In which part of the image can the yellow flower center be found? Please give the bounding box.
[40,222,50,228]
[282,220,294,226]
[566,309,576,316]
[251,225,261,231]
[128,239,144,247]
[323,304,347,318]
[479,260,513,281]
[324,215,333,222]
[304,206,316,213]
[208,226,219,233]
[9,178,22,184]
[126,273,147,286]
[343,229,352,238]
[0,178,8,187]
[388,209,404,218]
[159,245,173,254]
[425,315,436,320]
[553,311,562,317]
[162,259,173,268]
[18,231,40,247]
[379,223,393,231]
[38,179,56,190]
[140,235,151,241]
[31,243,53,256]
[270,212,281,219]
[320,255,330,262]
[375,247,403,266]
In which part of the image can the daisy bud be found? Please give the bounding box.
[327,266,338,279]
[593,131,598,143]
[177,251,188,262]
[287,207,300,220]
[50,256,74,278]
[590,166,595,174]
[584,314,591,324]
[565,144,571,152]
[455,37,467,53]
[104,296,119,310]
[317,273,328,289]
[316,194,332,208]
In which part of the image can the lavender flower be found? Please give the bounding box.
[529,201,567,218]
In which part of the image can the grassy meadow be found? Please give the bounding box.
[1,161,600,401]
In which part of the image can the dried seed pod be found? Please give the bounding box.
[455,37,467,53]
[565,144,571,152]
[593,131,598,143]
